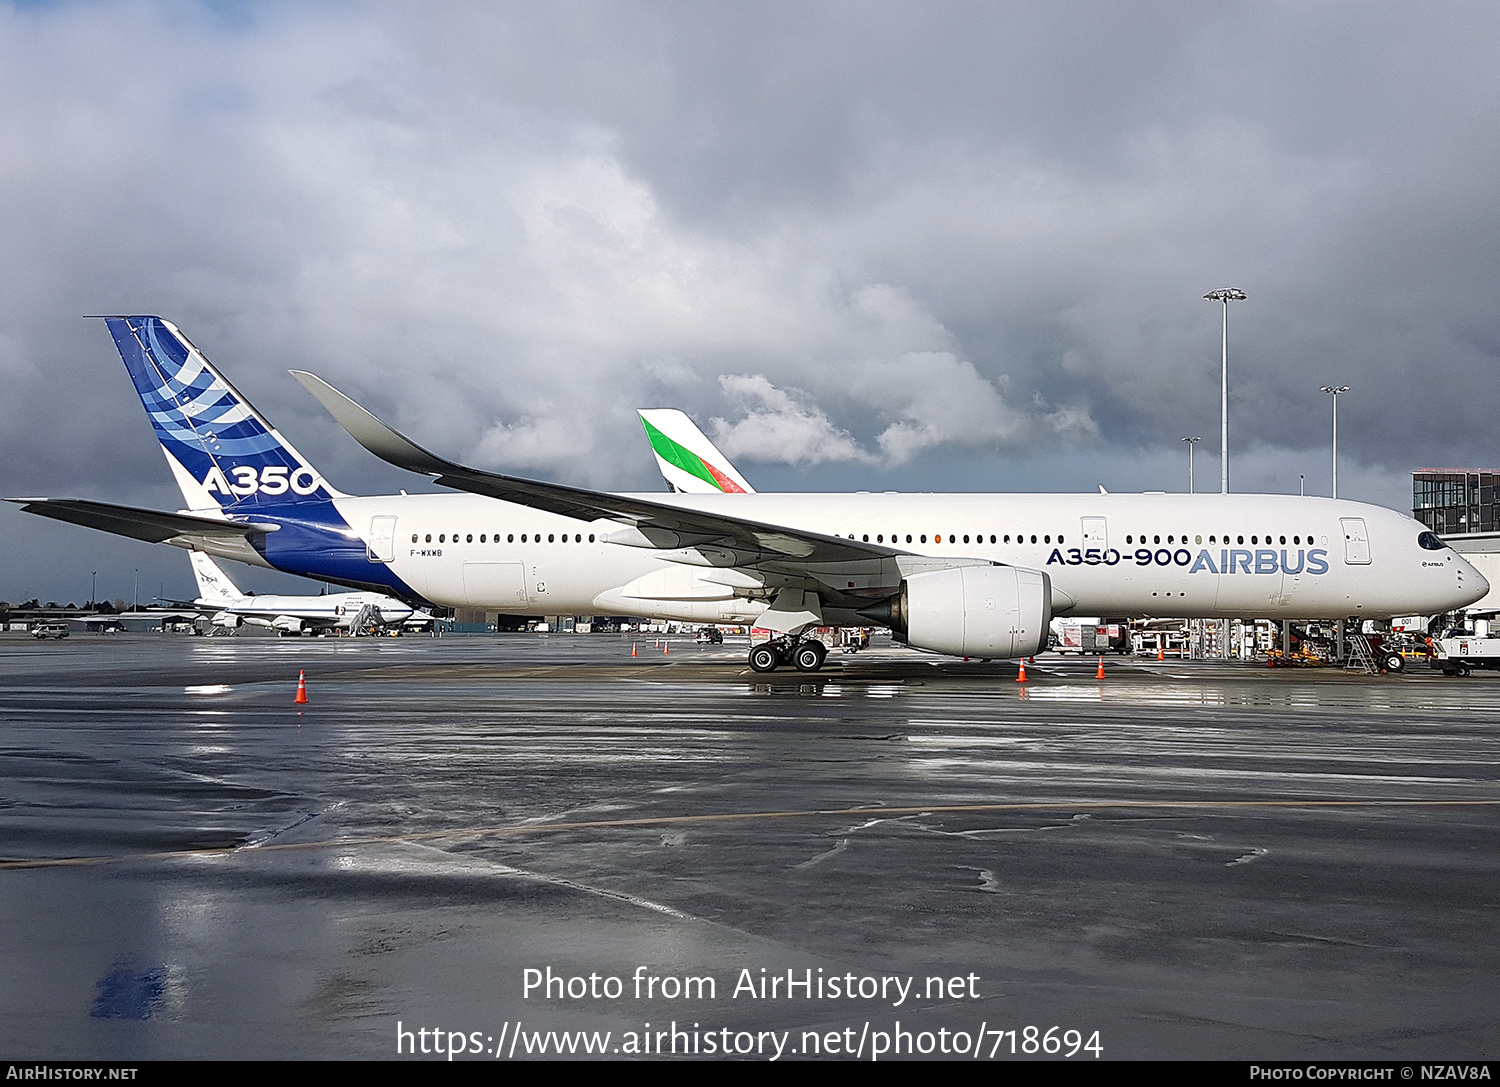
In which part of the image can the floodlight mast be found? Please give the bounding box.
[1204,288,1246,493]
[1180,436,1202,493]
[1321,385,1350,498]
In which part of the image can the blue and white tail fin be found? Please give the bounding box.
[103,316,342,511]
[189,551,246,604]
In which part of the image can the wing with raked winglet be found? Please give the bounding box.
[290,371,903,569]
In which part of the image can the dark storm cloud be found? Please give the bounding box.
[1,0,1497,599]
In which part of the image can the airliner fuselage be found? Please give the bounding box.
[269,490,1479,625]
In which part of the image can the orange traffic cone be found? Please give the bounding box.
[663,641,669,655]
[1157,646,1165,661]
[631,642,637,657]
[1016,659,1028,682]
[1096,656,1106,680]
[294,670,308,704]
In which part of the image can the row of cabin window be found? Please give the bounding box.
[409,528,1318,547]
[837,531,1318,547]
[845,533,1064,545]
[413,532,597,544]
[1123,533,1316,546]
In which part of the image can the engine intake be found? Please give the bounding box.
[862,566,1051,659]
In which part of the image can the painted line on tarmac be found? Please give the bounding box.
[2,797,1498,871]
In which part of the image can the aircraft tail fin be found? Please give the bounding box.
[101,316,343,511]
[638,409,755,494]
[189,551,245,604]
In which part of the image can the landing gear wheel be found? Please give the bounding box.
[1457,662,1472,677]
[749,643,781,673]
[1383,653,1405,673]
[793,640,827,672]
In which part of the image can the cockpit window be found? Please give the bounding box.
[1417,531,1447,551]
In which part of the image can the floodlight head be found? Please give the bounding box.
[1204,288,1247,302]
[1320,385,1351,394]
[1181,435,1202,443]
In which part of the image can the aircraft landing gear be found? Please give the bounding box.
[793,639,827,673]
[748,635,828,673]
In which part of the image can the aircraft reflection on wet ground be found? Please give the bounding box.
[1,633,1496,1060]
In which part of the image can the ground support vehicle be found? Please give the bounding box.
[1265,643,1329,668]
[1429,634,1500,676]
[838,628,872,653]
[1053,621,1130,655]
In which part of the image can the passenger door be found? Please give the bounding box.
[1340,518,1371,564]
[367,516,397,563]
[1080,516,1108,553]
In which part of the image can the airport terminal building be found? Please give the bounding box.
[1413,468,1500,535]
[1416,468,1500,610]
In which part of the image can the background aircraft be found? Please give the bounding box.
[182,551,419,635]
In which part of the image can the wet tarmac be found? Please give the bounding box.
[1,632,1497,1060]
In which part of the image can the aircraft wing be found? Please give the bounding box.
[291,372,903,569]
[155,598,337,631]
[230,607,343,628]
[156,597,217,612]
[9,498,281,547]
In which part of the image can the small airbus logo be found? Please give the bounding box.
[202,465,322,497]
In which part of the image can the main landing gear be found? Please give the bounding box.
[748,636,827,673]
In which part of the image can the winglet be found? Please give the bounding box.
[289,371,452,478]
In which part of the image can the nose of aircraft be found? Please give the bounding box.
[1451,552,1490,609]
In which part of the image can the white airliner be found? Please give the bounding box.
[183,551,418,635]
[12,317,1487,672]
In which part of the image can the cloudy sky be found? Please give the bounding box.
[2,0,1497,602]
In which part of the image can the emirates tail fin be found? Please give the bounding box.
[637,409,754,494]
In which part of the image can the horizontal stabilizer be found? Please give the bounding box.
[9,497,279,544]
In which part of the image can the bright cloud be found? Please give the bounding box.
[710,374,872,466]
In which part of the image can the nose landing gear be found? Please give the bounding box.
[748,635,828,673]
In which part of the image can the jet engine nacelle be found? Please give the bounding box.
[271,615,305,635]
[897,565,1052,659]
[210,611,241,629]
